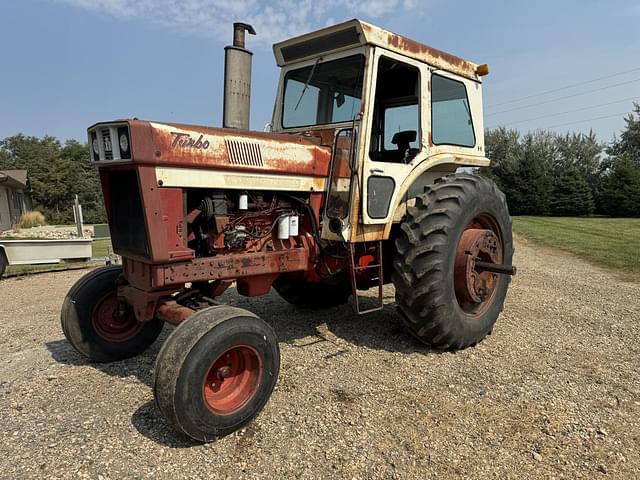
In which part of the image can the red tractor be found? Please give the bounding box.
[62,20,515,441]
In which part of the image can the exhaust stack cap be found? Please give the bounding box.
[223,22,256,130]
[233,22,256,48]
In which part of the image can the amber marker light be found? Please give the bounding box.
[476,64,490,76]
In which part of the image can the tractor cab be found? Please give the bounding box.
[272,20,490,241]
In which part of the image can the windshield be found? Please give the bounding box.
[282,54,365,128]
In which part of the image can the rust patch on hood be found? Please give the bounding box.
[119,119,332,177]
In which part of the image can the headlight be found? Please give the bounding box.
[119,133,129,153]
[90,131,100,161]
[117,126,131,159]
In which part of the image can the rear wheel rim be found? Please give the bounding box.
[453,214,504,317]
[91,292,143,342]
[202,346,262,415]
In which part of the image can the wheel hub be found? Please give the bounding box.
[203,346,262,415]
[454,228,502,308]
[91,293,143,342]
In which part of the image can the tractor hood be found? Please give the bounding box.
[88,119,332,178]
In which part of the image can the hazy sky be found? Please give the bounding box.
[1,0,639,144]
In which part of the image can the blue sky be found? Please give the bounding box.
[1,0,639,144]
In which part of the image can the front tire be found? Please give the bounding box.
[153,305,280,442]
[61,266,164,362]
[392,174,513,350]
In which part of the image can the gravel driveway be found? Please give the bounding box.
[0,238,638,479]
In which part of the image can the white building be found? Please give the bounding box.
[0,170,31,232]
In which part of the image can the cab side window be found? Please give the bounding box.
[431,74,475,147]
[369,57,420,163]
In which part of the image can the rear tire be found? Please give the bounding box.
[392,174,513,350]
[153,305,280,442]
[273,274,351,309]
[61,266,164,362]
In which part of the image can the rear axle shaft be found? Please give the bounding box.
[475,260,517,276]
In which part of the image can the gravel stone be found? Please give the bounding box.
[0,238,638,478]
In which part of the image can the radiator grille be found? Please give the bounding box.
[101,128,113,160]
[225,139,264,167]
[107,170,149,258]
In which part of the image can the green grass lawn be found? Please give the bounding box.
[91,238,113,258]
[5,239,113,276]
[512,217,640,277]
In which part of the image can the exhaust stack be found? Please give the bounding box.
[223,22,256,130]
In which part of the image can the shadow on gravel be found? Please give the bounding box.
[45,328,172,388]
[131,401,198,448]
[224,290,434,355]
[46,289,437,448]
[46,334,202,448]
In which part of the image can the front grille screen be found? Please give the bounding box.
[101,128,113,160]
[107,170,149,257]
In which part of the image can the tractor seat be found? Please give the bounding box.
[390,130,417,163]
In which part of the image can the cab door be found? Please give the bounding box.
[361,50,428,224]
[322,124,359,240]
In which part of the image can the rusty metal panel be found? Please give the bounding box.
[158,188,193,261]
[273,19,481,82]
[236,273,279,297]
[89,119,333,177]
[361,22,480,82]
[155,300,195,325]
[123,257,166,291]
[100,166,193,265]
[144,121,331,177]
[162,248,310,286]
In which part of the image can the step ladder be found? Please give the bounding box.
[348,241,384,314]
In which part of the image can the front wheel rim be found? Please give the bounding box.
[202,346,263,416]
[91,292,143,342]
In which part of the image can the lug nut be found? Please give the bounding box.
[217,366,232,379]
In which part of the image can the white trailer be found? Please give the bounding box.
[0,239,93,277]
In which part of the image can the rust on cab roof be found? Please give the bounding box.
[273,19,482,82]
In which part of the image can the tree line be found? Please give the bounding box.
[484,103,640,217]
[0,135,105,224]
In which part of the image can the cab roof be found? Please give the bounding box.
[273,19,483,82]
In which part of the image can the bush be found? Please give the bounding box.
[597,156,640,217]
[549,167,594,216]
[18,211,46,228]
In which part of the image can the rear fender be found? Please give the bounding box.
[384,154,489,237]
